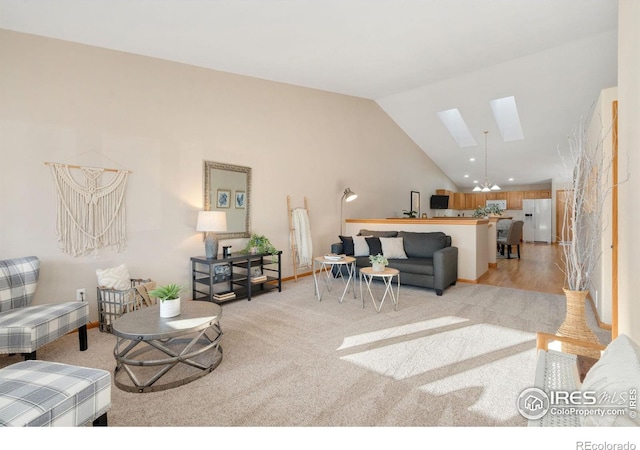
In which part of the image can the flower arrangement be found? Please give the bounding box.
[369,254,389,266]
[472,204,503,218]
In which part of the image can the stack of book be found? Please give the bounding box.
[251,274,267,283]
[213,291,236,301]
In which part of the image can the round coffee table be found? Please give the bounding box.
[112,300,223,393]
[359,266,400,312]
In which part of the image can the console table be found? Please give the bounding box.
[191,251,282,303]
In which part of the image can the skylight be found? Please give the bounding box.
[490,96,524,142]
[437,108,477,148]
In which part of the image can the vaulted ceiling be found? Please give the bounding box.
[0,0,618,190]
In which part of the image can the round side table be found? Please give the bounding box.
[312,255,357,302]
[359,266,400,312]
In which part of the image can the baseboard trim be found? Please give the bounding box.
[457,278,478,284]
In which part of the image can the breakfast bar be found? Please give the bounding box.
[345,218,490,283]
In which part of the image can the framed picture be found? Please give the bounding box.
[235,190,246,209]
[411,191,420,217]
[216,189,231,208]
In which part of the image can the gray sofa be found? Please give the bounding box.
[331,229,458,295]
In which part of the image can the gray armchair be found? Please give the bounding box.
[497,220,524,259]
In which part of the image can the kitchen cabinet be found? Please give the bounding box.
[507,191,524,210]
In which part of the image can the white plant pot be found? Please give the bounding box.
[160,297,181,318]
[372,263,385,272]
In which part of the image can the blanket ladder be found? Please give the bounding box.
[287,195,311,281]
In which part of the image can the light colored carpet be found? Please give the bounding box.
[0,277,610,427]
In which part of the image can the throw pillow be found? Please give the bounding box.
[380,237,408,259]
[339,236,354,256]
[353,236,371,257]
[365,237,382,256]
[96,263,131,291]
[579,334,640,426]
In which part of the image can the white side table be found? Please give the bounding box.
[359,266,400,312]
[312,256,357,303]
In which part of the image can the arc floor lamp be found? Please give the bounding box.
[340,187,358,235]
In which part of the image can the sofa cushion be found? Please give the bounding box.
[397,231,447,258]
[358,229,398,238]
[365,237,382,256]
[339,236,354,256]
[579,334,640,426]
[380,237,408,259]
[353,236,371,257]
[388,258,434,275]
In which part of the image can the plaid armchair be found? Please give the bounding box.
[0,256,89,359]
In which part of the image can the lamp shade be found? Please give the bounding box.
[196,211,227,232]
[342,188,358,202]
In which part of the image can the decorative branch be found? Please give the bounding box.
[558,115,620,291]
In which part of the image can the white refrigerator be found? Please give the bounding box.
[523,199,552,243]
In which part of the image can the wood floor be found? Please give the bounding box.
[478,242,566,295]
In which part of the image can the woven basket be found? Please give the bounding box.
[557,288,601,359]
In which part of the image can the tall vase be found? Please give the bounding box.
[556,288,600,359]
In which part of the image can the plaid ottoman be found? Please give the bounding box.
[0,360,111,427]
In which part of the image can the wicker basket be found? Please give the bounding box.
[97,278,154,333]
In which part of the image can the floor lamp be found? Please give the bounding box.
[197,211,227,259]
[340,188,358,235]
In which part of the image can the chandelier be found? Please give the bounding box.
[473,131,500,192]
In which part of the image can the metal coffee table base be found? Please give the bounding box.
[112,301,224,393]
[114,323,223,393]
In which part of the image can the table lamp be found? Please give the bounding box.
[196,211,227,259]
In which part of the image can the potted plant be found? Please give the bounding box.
[369,253,388,272]
[402,209,417,218]
[148,283,182,318]
[244,233,278,255]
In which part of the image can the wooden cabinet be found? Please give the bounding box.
[453,192,465,210]
[485,192,507,200]
[436,188,548,211]
[523,190,551,199]
[507,191,523,210]
[465,193,486,210]
[536,190,551,199]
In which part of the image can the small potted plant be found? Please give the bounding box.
[402,210,417,218]
[148,283,183,318]
[369,253,389,272]
[244,233,278,255]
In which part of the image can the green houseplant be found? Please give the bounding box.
[244,233,278,255]
[402,209,417,218]
[148,283,182,318]
[369,253,389,272]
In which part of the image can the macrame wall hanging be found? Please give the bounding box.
[47,162,130,257]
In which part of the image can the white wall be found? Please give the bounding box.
[587,87,618,325]
[0,30,456,322]
[617,0,640,342]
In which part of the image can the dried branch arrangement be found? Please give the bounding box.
[559,119,615,292]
